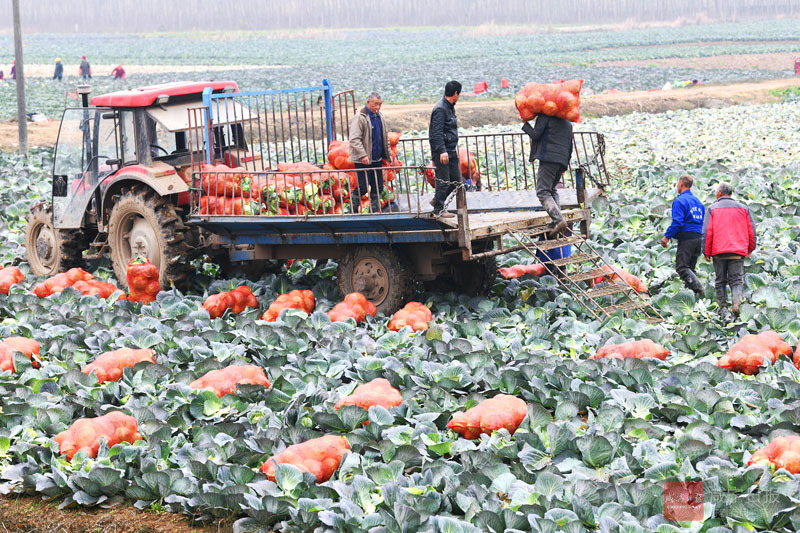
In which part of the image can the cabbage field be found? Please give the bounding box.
[0,91,798,532]
[1,18,800,120]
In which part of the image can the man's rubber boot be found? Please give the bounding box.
[548,220,568,238]
[686,271,705,299]
[731,285,743,317]
[716,287,730,321]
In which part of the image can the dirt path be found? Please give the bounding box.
[0,493,233,533]
[595,51,800,70]
[1,77,798,152]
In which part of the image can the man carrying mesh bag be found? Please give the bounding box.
[522,114,573,237]
[518,79,582,238]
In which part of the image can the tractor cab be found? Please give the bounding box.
[25,80,250,285]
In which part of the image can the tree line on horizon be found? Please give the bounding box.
[0,0,798,33]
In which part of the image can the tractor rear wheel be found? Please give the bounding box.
[107,188,191,290]
[24,203,88,276]
[336,246,412,315]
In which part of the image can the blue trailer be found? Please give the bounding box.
[184,81,615,313]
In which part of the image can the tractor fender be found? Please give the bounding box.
[100,164,189,227]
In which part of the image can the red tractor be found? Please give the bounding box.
[24,81,249,288]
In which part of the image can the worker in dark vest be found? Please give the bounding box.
[661,174,705,298]
[429,80,462,218]
[523,113,573,237]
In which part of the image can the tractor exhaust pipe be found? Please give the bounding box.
[77,84,91,108]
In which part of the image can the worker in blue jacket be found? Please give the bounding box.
[660,174,705,297]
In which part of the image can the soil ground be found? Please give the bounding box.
[594,39,800,51]
[0,493,234,533]
[595,51,800,70]
[1,76,799,152]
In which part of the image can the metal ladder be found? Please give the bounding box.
[508,229,663,322]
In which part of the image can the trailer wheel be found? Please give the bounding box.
[24,203,88,276]
[336,246,411,314]
[107,188,192,290]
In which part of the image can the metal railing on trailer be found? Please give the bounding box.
[185,81,609,220]
[189,80,335,170]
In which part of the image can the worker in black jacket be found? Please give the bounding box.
[428,80,462,218]
[523,114,573,237]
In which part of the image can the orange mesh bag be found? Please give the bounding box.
[0,336,41,372]
[327,292,377,324]
[190,364,271,397]
[72,279,121,299]
[795,342,800,369]
[126,257,160,303]
[515,79,583,123]
[202,286,258,319]
[748,435,800,474]
[82,347,155,384]
[334,378,403,411]
[277,162,321,173]
[327,141,355,170]
[387,302,432,332]
[261,289,316,321]
[229,286,259,314]
[458,148,480,185]
[32,268,93,298]
[0,266,25,294]
[498,264,547,279]
[382,158,403,183]
[718,331,794,374]
[591,265,648,293]
[260,435,350,483]
[589,339,669,361]
[54,411,143,460]
[423,163,436,187]
[200,163,243,197]
[447,394,528,440]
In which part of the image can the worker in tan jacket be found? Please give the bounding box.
[349,92,391,213]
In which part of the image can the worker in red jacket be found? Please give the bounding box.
[701,182,756,320]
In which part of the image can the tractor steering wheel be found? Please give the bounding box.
[150,144,169,156]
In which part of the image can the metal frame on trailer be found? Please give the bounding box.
[200,79,335,169]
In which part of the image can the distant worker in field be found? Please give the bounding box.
[702,182,756,320]
[111,65,126,80]
[0,70,4,81]
[660,174,705,298]
[10,61,16,80]
[53,58,63,81]
[428,80,462,219]
[348,91,391,213]
[522,111,573,237]
[79,56,92,79]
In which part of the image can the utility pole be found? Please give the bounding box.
[12,0,28,156]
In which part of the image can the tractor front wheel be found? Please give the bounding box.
[24,203,88,276]
[107,188,191,290]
